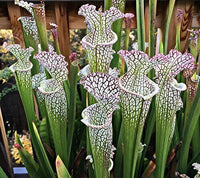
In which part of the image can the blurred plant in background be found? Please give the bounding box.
[10,132,32,165]
[0,30,16,69]
[70,29,87,68]
[0,30,17,101]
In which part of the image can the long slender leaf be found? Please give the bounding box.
[178,82,200,173]
[35,51,69,167]
[149,0,157,57]
[148,0,157,80]
[138,98,156,175]
[56,156,71,178]
[110,0,126,68]
[15,132,42,178]
[0,167,8,178]
[67,59,79,166]
[104,0,112,10]
[31,3,49,52]
[39,118,51,147]
[4,45,54,176]
[18,17,40,75]
[136,0,145,51]
[163,0,175,54]
[113,122,123,178]
[32,122,56,178]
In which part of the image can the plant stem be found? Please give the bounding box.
[32,4,49,52]
[54,38,61,55]
[19,17,40,75]
[86,127,95,178]
[32,122,56,178]
[122,27,130,73]
[17,72,55,177]
[155,112,174,178]
[50,25,61,55]
[104,0,112,10]
[85,93,95,178]
[148,0,157,79]
[149,0,157,57]
[175,23,181,52]
[176,18,185,84]
[15,70,38,128]
[114,123,123,178]
[63,80,70,109]
[49,113,68,165]
[178,83,200,173]
[132,115,146,178]
[67,61,78,166]
[136,0,145,51]
[31,3,51,79]
[113,107,122,146]
[192,122,200,162]
[138,98,156,174]
[163,0,175,54]
[125,28,130,51]
[171,120,180,148]
[122,99,145,178]
[110,0,126,68]
[141,160,156,178]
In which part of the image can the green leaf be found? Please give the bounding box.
[14,133,41,178]
[39,118,51,147]
[136,0,145,51]
[32,73,48,120]
[5,44,54,177]
[14,131,23,148]
[56,156,71,178]
[67,60,79,166]
[0,167,8,178]
[178,82,200,173]
[111,0,126,68]
[163,0,175,54]
[31,3,49,52]
[32,122,56,178]
[149,0,157,57]
[18,16,40,75]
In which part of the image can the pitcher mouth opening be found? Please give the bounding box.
[10,61,33,73]
[18,16,35,22]
[119,75,160,100]
[82,31,118,49]
[38,79,61,95]
[31,4,44,9]
[81,105,113,129]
